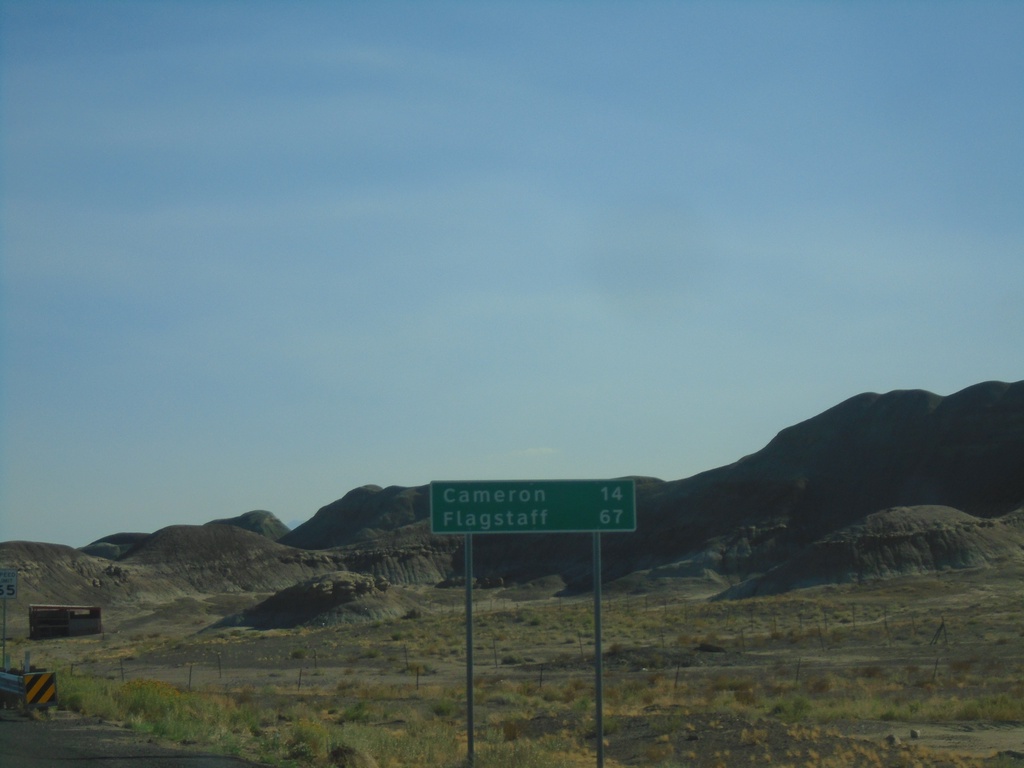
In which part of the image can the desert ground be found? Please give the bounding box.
[4,562,1024,768]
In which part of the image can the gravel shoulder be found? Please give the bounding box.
[0,709,269,768]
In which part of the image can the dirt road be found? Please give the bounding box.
[0,710,268,767]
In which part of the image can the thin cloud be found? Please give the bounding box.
[510,447,558,458]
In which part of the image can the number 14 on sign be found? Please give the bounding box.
[600,485,625,525]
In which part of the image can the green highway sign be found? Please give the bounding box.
[430,479,636,534]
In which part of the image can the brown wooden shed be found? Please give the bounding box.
[29,605,103,639]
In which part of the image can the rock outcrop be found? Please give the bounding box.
[233,571,416,628]
[718,505,1024,597]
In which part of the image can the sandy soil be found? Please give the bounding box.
[7,567,1024,767]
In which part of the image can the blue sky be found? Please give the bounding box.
[2,1,1022,547]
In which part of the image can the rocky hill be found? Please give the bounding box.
[0,527,343,607]
[281,486,425,549]
[78,532,149,560]
[78,510,291,561]
[2,380,1022,623]
[279,379,1024,590]
[205,509,290,541]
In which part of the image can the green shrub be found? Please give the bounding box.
[59,673,120,720]
[431,698,458,718]
[771,694,811,722]
[115,679,184,721]
[287,718,331,761]
[341,701,374,723]
[955,693,1024,721]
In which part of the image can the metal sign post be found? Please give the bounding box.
[464,534,475,765]
[593,532,605,768]
[430,480,634,768]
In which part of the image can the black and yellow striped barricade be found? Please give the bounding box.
[22,671,58,709]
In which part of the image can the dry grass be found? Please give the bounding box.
[23,566,1024,766]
